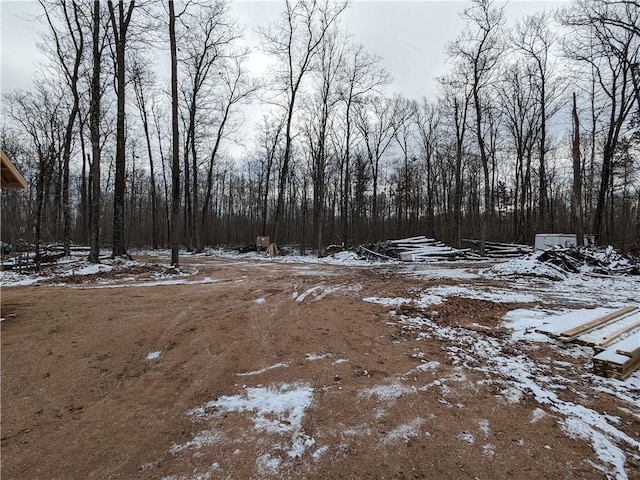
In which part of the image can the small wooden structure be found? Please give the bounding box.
[256,236,270,252]
[1,150,27,189]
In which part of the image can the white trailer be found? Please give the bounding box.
[534,233,594,250]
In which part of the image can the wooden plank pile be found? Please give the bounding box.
[537,306,640,380]
[592,334,640,380]
[359,236,473,262]
[463,239,533,258]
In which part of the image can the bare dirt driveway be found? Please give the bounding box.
[2,253,639,479]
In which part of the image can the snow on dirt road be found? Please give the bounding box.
[1,250,639,479]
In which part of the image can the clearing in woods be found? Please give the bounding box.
[1,251,639,479]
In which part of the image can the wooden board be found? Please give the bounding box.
[389,236,433,245]
[576,311,640,348]
[614,333,640,357]
[536,308,617,337]
[556,306,638,342]
[597,322,640,350]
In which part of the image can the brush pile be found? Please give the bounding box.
[536,245,640,276]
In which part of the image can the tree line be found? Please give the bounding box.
[1,0,639,267]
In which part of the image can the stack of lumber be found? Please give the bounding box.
[464,239,533,258]
[358,236,473,262]
[536,306,640,380]
[592,334,640,380]
[390,236,472,262]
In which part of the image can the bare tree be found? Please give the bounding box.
[392,98,417,234]
[177,1,243,251]
[571,92,584,245]
[259,0,347,244]
[6,86,65,269]
[354,94,402,238]
[415,99,442,237]
[89,0,104,263]
[562,0,639,242]
[169,0,180,267]
[337,43,389,243]
[131,56,159,249]
[40,0,86,256]
[303,26,345,255]
[438,73,472,247]
[496,59,540,242]
[199,56,259,251]
[254,114,285,237]
[107,0,136,258]
[449,0,505,253]
[513,11,565,232]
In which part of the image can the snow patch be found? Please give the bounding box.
[562,416,630,480]
[189,382,313,435]
[415,361,441,373]
[363,296,412,307]
[189,384,313,432]
[478,419,490,439]
[426,285,539,304]
[306,353,331,361]
[312,445,329,460]
[360,380,416,401]
[482,444,496,457]
[256,454,281,476]
[383,418,425,444]
[236,362,289,376]
[498,387,523,404]
[169,430,222,454]
[484,256,567,280]
[458,432,475,444]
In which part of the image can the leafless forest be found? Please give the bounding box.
[1,0,639,266]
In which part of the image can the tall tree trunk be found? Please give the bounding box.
[273,96,296,244]
[133,74,159,250]
[89,0,101,264]
[201,102,233,248]
[143,111,158,249]
[169,0,180,267]
[571,92,584,247]
[342,96,352,243]
[61,103,79,256]
[108,0,135,258]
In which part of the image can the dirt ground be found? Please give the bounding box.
[1,254,639,479]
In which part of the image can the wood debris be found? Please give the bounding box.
[535,246,640,276]
[463,239,533,257]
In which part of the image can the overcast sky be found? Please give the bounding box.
[1,0,570,152]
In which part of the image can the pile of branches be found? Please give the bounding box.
[536,246,640,276]
[354,241,401,260]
